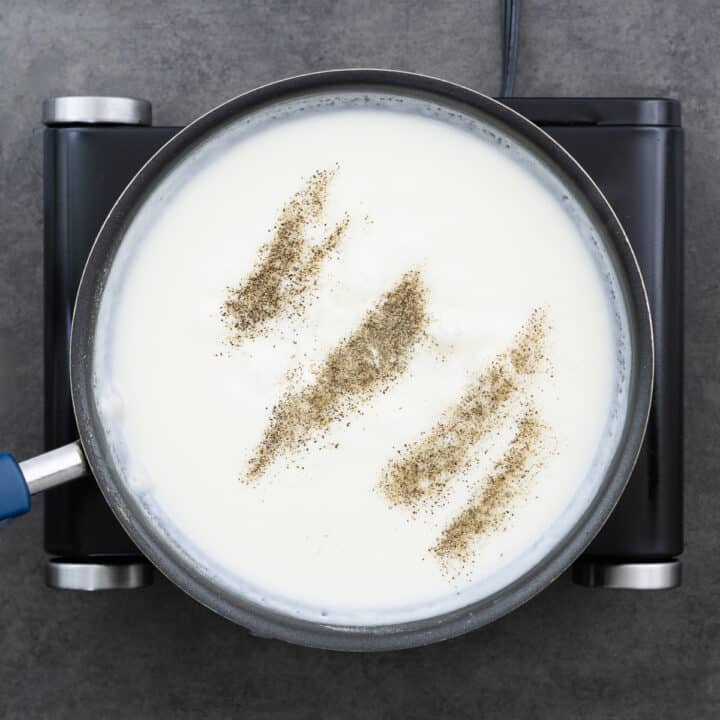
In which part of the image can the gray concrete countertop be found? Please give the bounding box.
[0,1,717,718]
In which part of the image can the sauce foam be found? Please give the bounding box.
[93,93,630,626]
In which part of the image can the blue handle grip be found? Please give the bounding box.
[0,453,30,521]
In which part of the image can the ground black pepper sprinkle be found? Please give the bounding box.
[246,271,428,480]
[432,405,547,565]
[221,167,348,344]
[380,307,548,509]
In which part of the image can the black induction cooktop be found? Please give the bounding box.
[41,96,683,591]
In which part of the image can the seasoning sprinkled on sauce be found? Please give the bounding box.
[222,168,348,343]
[246,271,428,480]
[380,308,548,509]
[432,406,547,565]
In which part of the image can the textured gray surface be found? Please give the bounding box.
[0,1,717,717]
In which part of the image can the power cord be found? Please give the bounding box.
[500,0,521,97]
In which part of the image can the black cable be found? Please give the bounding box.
[500,0,521,97]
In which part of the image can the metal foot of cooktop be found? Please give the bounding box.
[46,557,153,591]
[572,559,681,589]
[42,96,152,126]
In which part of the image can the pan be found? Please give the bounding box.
[0,70,653,650]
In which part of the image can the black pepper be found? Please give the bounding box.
[246,271,429,480]
[222,167,348,344]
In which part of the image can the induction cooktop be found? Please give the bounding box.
[41,94,683,592]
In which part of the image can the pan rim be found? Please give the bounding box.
[70,68,654,651]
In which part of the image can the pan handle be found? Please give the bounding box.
[0,441,88,521]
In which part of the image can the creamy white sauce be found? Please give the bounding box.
[93,93,630,626]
